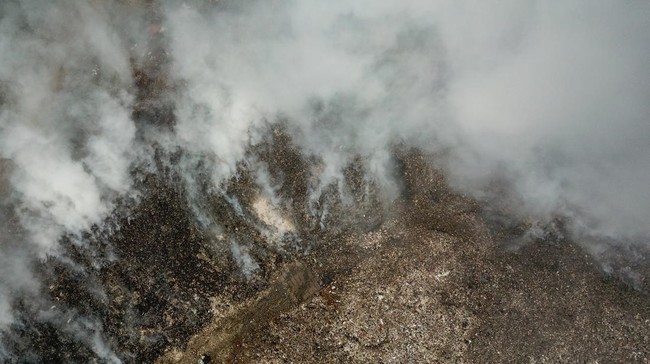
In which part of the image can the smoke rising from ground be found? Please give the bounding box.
[163,0,650,240]
[0,0,135,334]
[0,0,649,359]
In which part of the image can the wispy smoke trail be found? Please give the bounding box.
[0,0,649,360]
[164,0,650,240]
[0,0,137,336]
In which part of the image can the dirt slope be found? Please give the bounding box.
[159,152,650,364]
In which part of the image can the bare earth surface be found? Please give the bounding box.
[158,153,650,364]
[1,3,648,362]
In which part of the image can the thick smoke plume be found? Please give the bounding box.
[0,0,649,361]
[163,0,650,241]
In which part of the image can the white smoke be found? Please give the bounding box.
[445,1,650,241]
[0,0,136,330]
[230,240,260,279]
[1,0,650,358]
[164,0,650,242]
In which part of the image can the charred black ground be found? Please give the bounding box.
[4,137,649,363]
[0,1,649,363]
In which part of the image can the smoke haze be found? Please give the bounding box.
[1,0,649,360]
[165,0,650,240]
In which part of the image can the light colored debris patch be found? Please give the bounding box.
[233,226,477,363]
[353,228,391,250]
[252,194,295,235]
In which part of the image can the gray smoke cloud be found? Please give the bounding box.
[0,0,649,359]
[0,0,139,335]
[164,0,650,241]
[444,1,650,242]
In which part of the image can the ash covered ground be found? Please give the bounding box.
[1,1,650,363]
[3,134,650,363]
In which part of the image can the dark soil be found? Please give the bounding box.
[157,149,650,364]
[1,2,648,363]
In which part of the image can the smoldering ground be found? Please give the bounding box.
[0,0,649,362]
